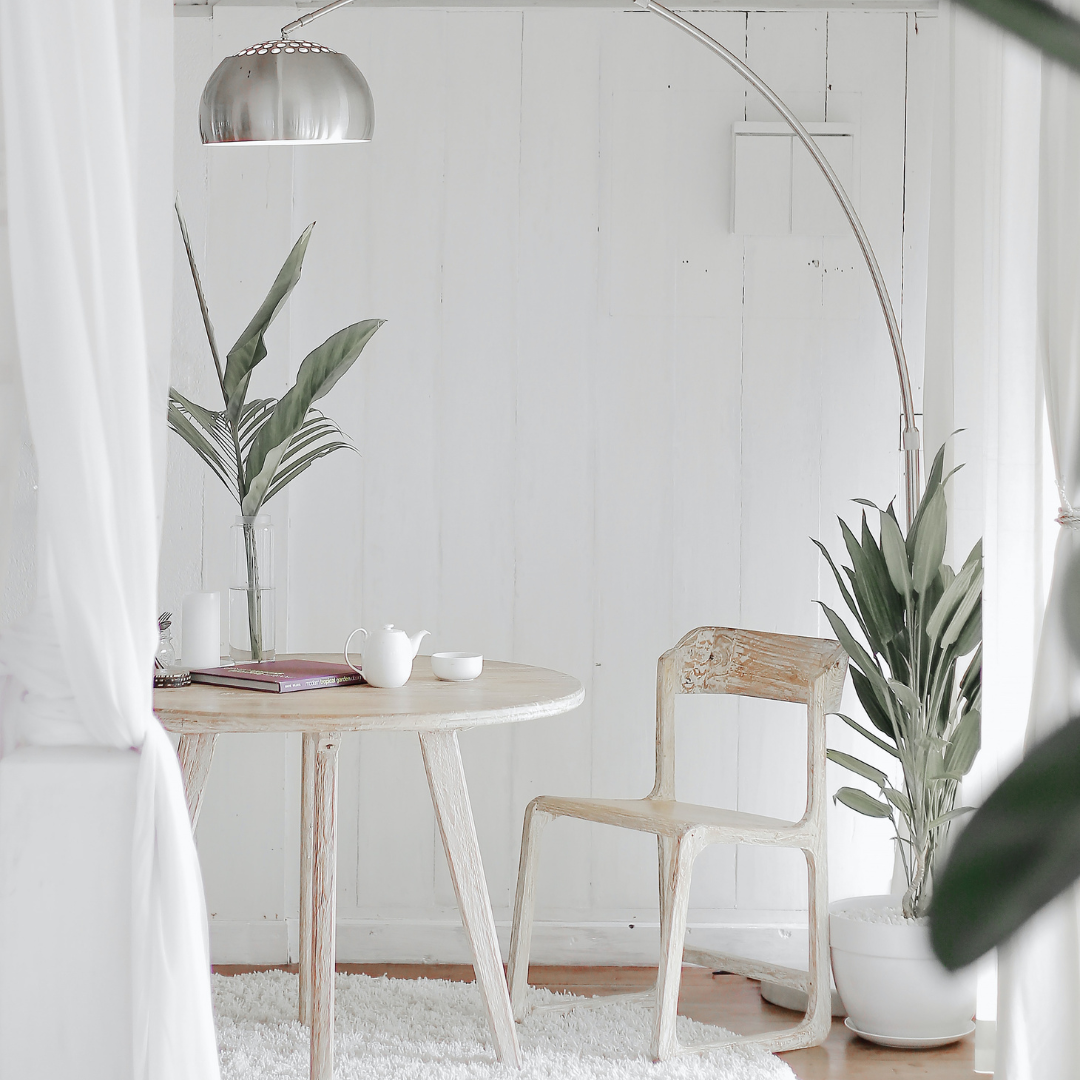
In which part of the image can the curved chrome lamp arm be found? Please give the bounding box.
[643,0,921,523]
[278,0,922,523]
[281,0,356,38]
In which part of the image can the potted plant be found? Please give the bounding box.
[168,202,383,661]
[814,443,982,1045]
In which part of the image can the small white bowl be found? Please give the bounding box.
[431,652,483,682]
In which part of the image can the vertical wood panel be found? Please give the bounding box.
[818,11,910,903]
[160,15,211,625]
[293,8,451,924]
[436,10,523,911]
[667,11,749,921]
[746,13,826,123]
[737,10,828,912]
[511,9,602,917]
[593,12,675,914]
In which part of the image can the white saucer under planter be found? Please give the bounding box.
[843,1017,975,1049]
[829,895,975,1047]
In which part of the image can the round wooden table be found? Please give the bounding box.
[154,655,584,1079]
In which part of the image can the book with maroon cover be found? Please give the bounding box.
[189,659,364,693]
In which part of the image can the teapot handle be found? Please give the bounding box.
[343,627,368,675]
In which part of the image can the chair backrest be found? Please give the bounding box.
[650,627,848,811]
[665,627,847,706]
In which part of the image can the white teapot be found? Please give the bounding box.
[344,624,430,688]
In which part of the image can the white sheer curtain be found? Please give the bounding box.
[995,9,1080,1076]
[924,4,1080,1077]
[0,2,219,1078]
[923,5,1046,806]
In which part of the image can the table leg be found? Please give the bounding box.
[176,733,217,830]
[299,733,317,1026]
[310,734,340,1080]
[419,731,522,1067]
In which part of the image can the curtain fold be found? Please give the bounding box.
[923,4,1045,835]
[0,2,219,1077]
[922,3,1055,1072]
[925,3,1080,1076]
[996,16,1080,1077]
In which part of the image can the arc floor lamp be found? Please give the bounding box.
[199,0,923,524]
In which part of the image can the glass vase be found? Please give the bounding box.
[230,514,275,663]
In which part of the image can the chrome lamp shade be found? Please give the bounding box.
[199,39,374,146]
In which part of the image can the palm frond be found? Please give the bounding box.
[242,320,382,515]
[175,198,227,400]
[167,393,238,500]
[238,398,278,451]
[263,410,357,506]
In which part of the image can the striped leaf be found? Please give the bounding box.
[817,602,891,708]
[929,805,975,830]
[167,392,237,499]
[888,678,921,718]
[835,712,900,758]
[223,225,314,423]
[834,787,893,819]
[906,442,947,563]
[879,507,913,603]
[849,666,900,739]
[243,319,384,516]
[953,604,983,658]
[944,708,981,779]
[941,567,983,649]
[926,561,978,645]
[885,787,912,816]
[827,749,889,789]
[960,645,982,705]
[263,410,357,505]
[912,488,948,595]
[812,537,871,642]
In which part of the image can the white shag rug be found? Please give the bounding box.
[213,971,796,1080]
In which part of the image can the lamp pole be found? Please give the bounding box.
[281,0,356,37]
[254,0,924,525]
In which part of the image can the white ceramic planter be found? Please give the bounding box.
[830,895,976,1046]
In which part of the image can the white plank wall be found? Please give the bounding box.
[162,4,935,963]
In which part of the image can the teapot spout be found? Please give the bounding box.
[408,629,431,659]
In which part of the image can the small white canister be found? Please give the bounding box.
[182,592,221,670]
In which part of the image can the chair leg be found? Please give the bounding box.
[802,843,832,1046]
[657,834,677,952]
[651,830,701,1062]
[507,800,552,1021]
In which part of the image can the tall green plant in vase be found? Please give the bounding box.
[815,444,983,918]
[168,202,384,661]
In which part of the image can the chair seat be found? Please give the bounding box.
[533,794,801,840]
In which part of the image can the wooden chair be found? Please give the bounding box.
[506,626,848,1060]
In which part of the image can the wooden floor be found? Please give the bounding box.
[214,963,976,1080]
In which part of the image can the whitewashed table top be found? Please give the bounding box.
[154,654,585,734]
